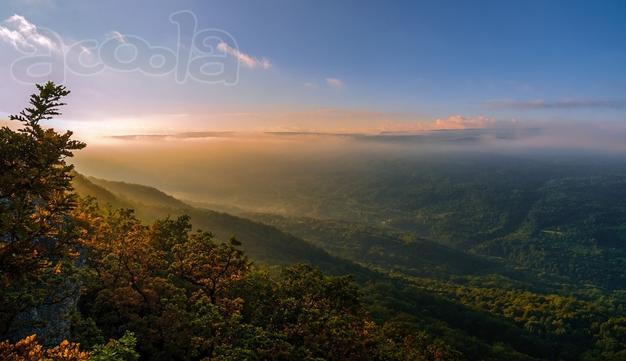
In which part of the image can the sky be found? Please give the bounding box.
[0,0,625,140]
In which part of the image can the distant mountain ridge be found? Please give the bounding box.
[86,176,188,209]
[72,174,376,280]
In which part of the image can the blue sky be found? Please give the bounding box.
[0,0,625,137]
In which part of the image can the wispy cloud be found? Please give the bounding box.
[106,30,127,44]
[0,14,57,51]
[217,42,271,69]
[433,115,492,130]
[325,78,344,89]
[484,98,626,110]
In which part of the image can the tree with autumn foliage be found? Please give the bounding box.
[0,331,139,361]
[0,334,89,361]
[76,205,251,360]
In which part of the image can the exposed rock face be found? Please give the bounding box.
[4,238,86,346]
[6,274,81,346]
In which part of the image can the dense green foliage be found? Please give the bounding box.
[288,157,626,292]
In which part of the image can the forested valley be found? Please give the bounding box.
[2,84,626,361]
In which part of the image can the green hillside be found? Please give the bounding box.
[196,155,626,291]
[247,213,531,283]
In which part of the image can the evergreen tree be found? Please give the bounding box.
[0,82,85,334]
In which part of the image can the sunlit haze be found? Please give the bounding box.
[1,1,625,140]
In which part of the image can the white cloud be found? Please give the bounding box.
[325,78,344,89]
[433,115,491,130]
[0,27,26,48]
[0,14,57,51]
[216,42,271,69]
[106,30,127,44]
